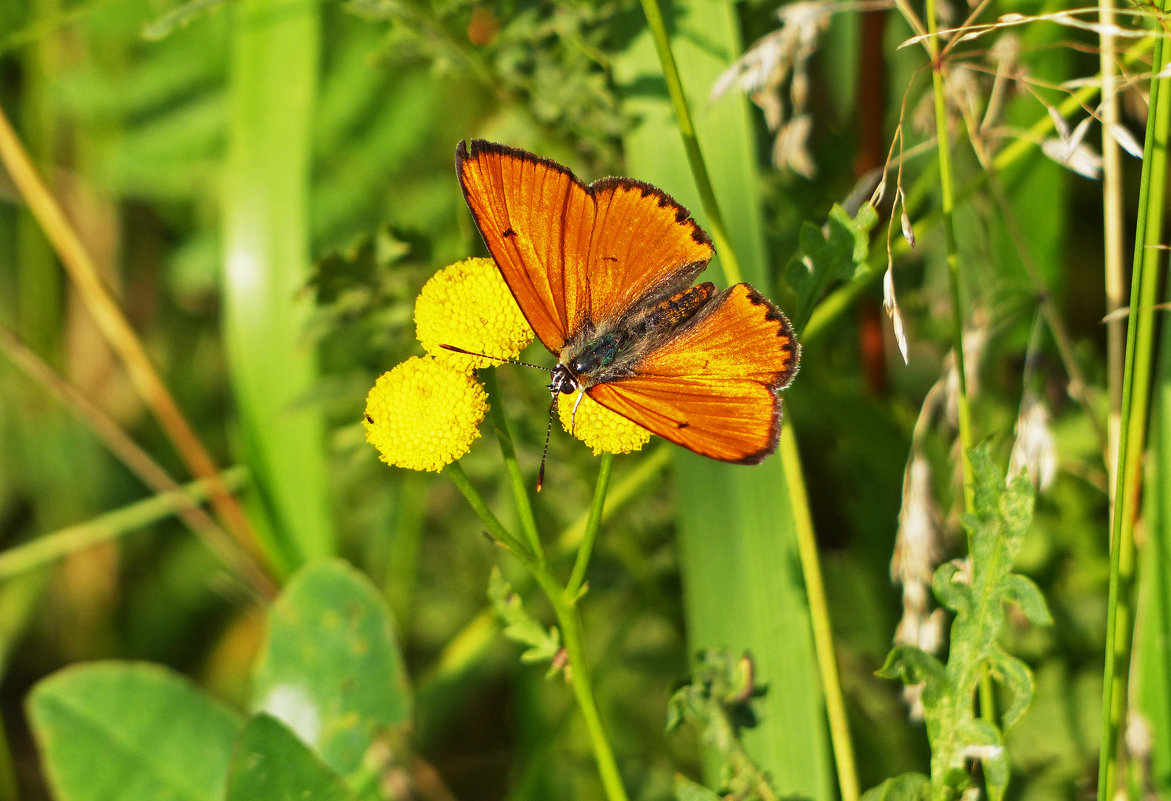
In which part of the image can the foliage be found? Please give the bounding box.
[29,561,410,801]
[873,445,1050,801]
[0,0,1166,799]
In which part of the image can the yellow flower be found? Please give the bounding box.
[364,356,488,472]
[415,258,534,371]
[557,392,652,455]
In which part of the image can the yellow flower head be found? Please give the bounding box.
[415,258,534,371]
[557,392,652,455]
[364,356,489,472]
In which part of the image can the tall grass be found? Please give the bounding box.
[0,0,1168,799]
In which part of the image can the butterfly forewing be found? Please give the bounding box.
[586,179,714,326]
[457,140,584,351]
[586,284,800,462]
[457,140,715,351]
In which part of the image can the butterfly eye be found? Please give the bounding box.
[550,366,579,395]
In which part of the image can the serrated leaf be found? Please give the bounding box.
[785,203,878,331]
[226,715,358,801]
[1000,573,1053,626]
[878,443,1048,800]
[931,561,973,616]
[984,646,1035,732]
[875,644,945,686]
[252,560,412,780]
[487,566,562,665]
[29,662,242,801]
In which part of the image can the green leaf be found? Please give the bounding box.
[931,561,974,616]
[875,644,945,687]
[786,203,879,331]
[223,0,334,570]
[860,773,930,801]
[1000,573,1053,626]
[879,444,1046,799]
[985,645,1035,732]
[226,714,357,801]
[253,559,412,779]
[486,566,562,667]
[673,773,723,801]
[28,661,242,801]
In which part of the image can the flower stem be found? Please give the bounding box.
[450,451,628,801]
[566,452,614,598]
[482,369,544,562]
[535,567,630,801]
[782,423,859,801]
[445,462,531,560]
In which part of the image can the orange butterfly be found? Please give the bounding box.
[456,139,800,467]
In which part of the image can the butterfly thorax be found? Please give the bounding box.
[555,281,717,393]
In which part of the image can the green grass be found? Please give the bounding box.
[0,0,1166,799]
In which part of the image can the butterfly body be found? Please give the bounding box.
[456,139,800,464]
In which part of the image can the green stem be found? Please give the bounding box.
[445,462,532,560]
[536,569,631,801]
[638,0,742,285]
[781,423,859,801]
[0,468,248,581]
[1097,13,1171,799]
[566,453,614,598]
[923,2,975,508]
[482,369,544,561]
[558,445,669,553]
[449,455,629,801]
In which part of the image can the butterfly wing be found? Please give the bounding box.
[586,284,800,463]
[457,140,588,352]
[456,140,715,353]
[584,178,714,327]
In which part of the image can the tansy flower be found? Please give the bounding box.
[364,356,488,472]
[557,392,652,455]
[415,258,534,371]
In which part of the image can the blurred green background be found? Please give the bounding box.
[0,0,1150,799]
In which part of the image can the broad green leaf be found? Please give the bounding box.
[612,3,831,797]
[253,559,411,779]
[223,0,334,570]
[226,714,357,801]
[28,661,242,801]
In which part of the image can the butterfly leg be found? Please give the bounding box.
[570,389,587,435]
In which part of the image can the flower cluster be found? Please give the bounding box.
[364,258,651,473]
[556,392,651,455]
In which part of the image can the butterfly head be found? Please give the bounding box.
[548,364,581,397]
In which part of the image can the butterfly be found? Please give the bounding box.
[456,139,800,469]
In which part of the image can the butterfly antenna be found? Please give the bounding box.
[439,343,549,371]
[536,395,558,492]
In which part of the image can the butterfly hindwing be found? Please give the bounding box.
[457,140,715,353]
[586,284,800,463]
